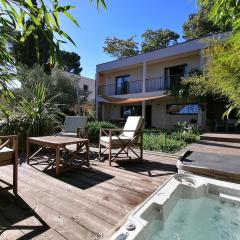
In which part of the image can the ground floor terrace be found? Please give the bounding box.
[1,138,240,240]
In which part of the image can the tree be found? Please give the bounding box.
[0,0,106,89]
[16,65,89,114]
[183,0,240,117]
[103,36,139,59]
[60,51,83,75]
[141,29,179,53]
[10,19,51,69]
[182,1,230,40]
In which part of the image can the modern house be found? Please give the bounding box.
[95,33,228,129]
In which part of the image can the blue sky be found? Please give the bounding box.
[60,0,199,79]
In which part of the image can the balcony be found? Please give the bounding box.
[98,77,165,96]
[145,77,164,92]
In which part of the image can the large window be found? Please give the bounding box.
[116,75,130,95]
[167,104,199,115]
[164,64,187,89]
[121,105,142,119]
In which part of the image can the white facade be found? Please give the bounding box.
[95,33,228,129]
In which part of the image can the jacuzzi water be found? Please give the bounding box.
[139,196,240,240]
[110,174,240,240]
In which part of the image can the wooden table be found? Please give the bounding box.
[27,136,89,176]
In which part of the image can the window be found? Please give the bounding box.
[167,104,199,115]
[83,84,89,91]
[116,75,130,95]
[121,105,142,119]
[164,64,187,89]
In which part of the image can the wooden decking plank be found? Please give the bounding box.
[0,212,26,239]
[0,147,179,240]
[0,169,115,235]
[33,228,68,240]
[20,165,131,219]
[17,166,124,218]
[69,168,154,196]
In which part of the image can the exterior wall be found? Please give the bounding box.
[65,72,95,103]
[102,66,142,86]
[98,53,201,98]
[101,99,206,129]
[77,76,95,103]
[147,54,200,79]
[150,98,205,129]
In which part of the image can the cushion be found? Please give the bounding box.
[63,116,88,133]
[100,136,132,145]
[0,147,14,162]
[55,132,78,137]
[121,116,144,138]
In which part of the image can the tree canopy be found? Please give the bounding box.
[182,1,230,40]
[0,0,106,89]
[183,0,240,117]
[103,36,139,59]
[103,29,179,59]
[60,51,83,75]
[141,29,179,53]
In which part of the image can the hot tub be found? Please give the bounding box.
[110,173,240,240]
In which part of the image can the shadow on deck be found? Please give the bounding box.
[0,192,49,240]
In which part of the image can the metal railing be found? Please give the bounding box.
[145,77,164,92]
[98,75,184,96]
[98,80,143,96]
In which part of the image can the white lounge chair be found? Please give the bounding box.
[56,116,88,138]
[99,116,144,166]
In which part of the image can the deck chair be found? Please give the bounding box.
[56,116,88,138]
[0,135,18,195]
[99,116,144,166]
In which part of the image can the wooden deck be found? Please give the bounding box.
[0,148,177,240]
[200,133,240,143]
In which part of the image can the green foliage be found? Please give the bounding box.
[87,121,117,143]
[60,51,83,75]
[184,0,240,118]
[15,65,89,114]
[143,124,201,153]
[103,36,139,59]
[0,82,62,151]
[199,0,240,33]
[103,28,180,59]
[141,29,179,53]
[88,121,200,153]
[0,0,106,90]
[183,1,230,40]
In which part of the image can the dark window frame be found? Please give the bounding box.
[164,64,187,89]
[116,75,130,95]
[166,103,199,115]
[121,105,142,119]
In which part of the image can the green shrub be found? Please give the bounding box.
[87,121,117,143]
[143,125,201,153]
[0,83,62,152]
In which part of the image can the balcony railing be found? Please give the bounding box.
[98,80,143,96]
[98,76,168,96]
[145,77,164,92]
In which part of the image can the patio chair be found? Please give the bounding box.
[0,135,18,195]
[99,116,144,166]
[56,116,88,138]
